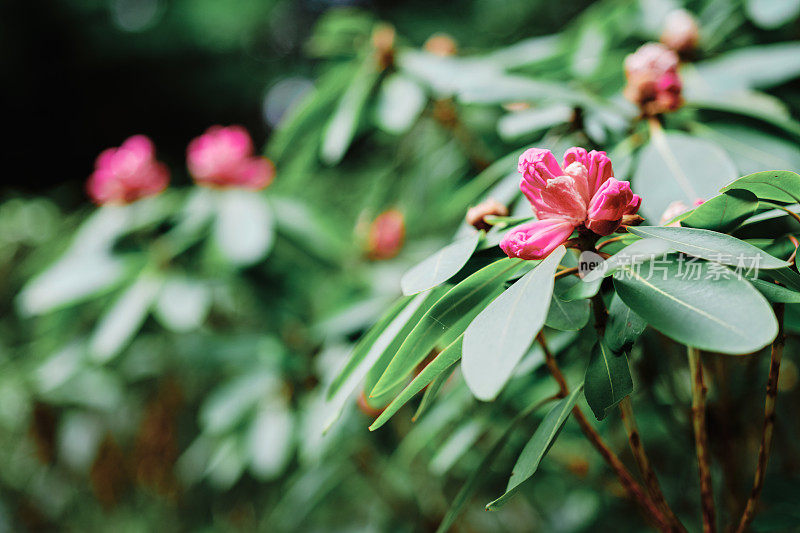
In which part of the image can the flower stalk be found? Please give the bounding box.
[687,346,717,533]
[735,303,785,533]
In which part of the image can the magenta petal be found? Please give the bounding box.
[499,219,575,260]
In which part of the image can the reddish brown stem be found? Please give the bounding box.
[688,347,717,533]
[735,303,785,533]
[620,397,686,532]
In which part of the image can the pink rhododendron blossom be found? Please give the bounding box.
[187,126,275,190]
[367,210,405,260]
[87,135,169,205]
[500,219,575,260]
[500,147,641,259]
[624,43,683,116]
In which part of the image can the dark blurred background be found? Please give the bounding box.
[0,0,587,206]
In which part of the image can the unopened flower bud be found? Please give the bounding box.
[424,33,458,57]
[661,10,699,55]
[372,23,396,70]
[466,198,508,231]
[87,135,169,205]
[187,126,275,190]
[366,209,405,260]
[624,43,683,116]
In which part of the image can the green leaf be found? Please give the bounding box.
[545,276,591,331]
[413,359,458,422]
[721,170,800,204]
[374,73,427,135]
[89,275,162,363]
[681,190,759,233]
[486,384,584,510]
[153,276,211,333]
[435,395,557,533]
[497,104,573,141]
[584,341,633,421]
[559,275,602,302]
[749,279,800,303]
[369,336,462,431]
[327,296,412,400]
[613,255,777,354]
[583,238,672,282]
[401,233,482,295]
[605,293,647,352]
[693,43,800,93]
[371,258,525,397]
[627,226,790,269]
[462,247,565,401]
[746,0,800,28]
[213,190,275,266]
[320,53,381,165]
[696,123,800,176]
[635,131,737,222]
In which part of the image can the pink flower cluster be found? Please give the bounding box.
[87,126,274,205]
[87,135,169,205]
[500,148,640,260]
[187,126,275,190]
[623,43,683,116]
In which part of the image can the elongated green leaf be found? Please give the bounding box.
[413,362,456,422]
[486,384,584,510]
[89,275,162,363]
[693,43,800,93]
[436,395,556,533]
[628,226,789,269]
[750,279,800,303]
[374,73,427,135]
[721,170,800,204]
[635,131,737,222]
[462,247,565,401]
[320,54,380,165]
[681,190,759,232]
[766,267,800,292]
[371,258,524,397]
[584,341,633,421]
[327,296,411,400]
[746,0,800,28]
[583,239,672,282]
[213,190,275,266]
[369,336,462,431]
[613,255,777,354]
[605,294,647,352]
[401,233,482,295]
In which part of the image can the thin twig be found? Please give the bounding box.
[590,295,686,531]
[620,397,687,532]
[537,333,672,532]
[735,303,785,533]
[687,347,717,533]
[554,266,579,280]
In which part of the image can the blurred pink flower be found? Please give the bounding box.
[660,198,704,226]
[187,126,275,190]
[501,147,641,259]
[367,210,405,260]
[500,218,575,260]
[87,135,169,205]
[624,43,683,116]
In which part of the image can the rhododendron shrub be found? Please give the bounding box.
[6,0,800,532]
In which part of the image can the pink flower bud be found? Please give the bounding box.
[518,148,564,188]
[367,210,405,260]
[500,218,575,260]
[87,135,169,205]
[624,43,683,116]
[661,9,699,54]
[187,126,275,190]
[585,178,635,236]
